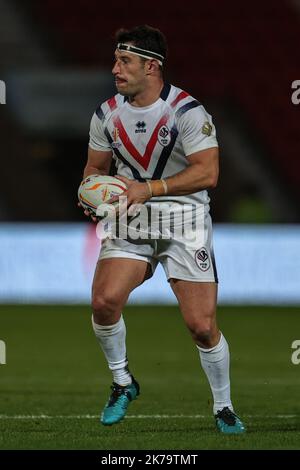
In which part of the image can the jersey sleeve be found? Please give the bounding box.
[88,112,111,152]
[178,105,218,157]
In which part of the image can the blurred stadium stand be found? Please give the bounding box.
[2,223,300,304]
[0,0,299,222]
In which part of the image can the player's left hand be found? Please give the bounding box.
[106,175,151,216]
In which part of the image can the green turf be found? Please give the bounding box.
[0,305,300,449]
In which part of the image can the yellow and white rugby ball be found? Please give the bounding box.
[78,175,127,215]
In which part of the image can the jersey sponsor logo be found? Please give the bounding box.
[201,121,212,136]
[135,121,146,133]
[158,125,171,146]
[195,247,210,271]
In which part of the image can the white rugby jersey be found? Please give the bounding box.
[89,83,218,210]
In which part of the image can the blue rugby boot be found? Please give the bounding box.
[215,407,246,434]
[100,377,140,426]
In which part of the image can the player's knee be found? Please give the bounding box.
[193,328,213,345]
[189,320,215,346]
[91,292,122,319]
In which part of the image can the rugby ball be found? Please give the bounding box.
[78,175,127,215]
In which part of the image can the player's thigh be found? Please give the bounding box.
[170,279,218,331]
[92,257,151,309]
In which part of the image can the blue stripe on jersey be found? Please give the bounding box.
[176,100,201,119]
[160,83,171,101]
[95,104,105,121]
[104,128,145,182]
[152,125,179,180]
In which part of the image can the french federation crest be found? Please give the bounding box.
[158,125,171,146]
[195,247,211,271]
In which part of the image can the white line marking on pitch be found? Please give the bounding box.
[0,414,298,420]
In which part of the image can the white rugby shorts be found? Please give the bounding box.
[98,211,218,283]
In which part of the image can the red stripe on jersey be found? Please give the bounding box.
[170,91,189,108]
[107,96,117,111]
[113,113,170,171]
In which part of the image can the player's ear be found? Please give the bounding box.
[145,59,160,75]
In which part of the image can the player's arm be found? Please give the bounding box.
[83,147,113,179]
[83,109,113,178]
[163,146,219,195]
[163,105,219,194]
[114,147,218,205]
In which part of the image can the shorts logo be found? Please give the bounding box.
[195,247,210,272]
[158,125,171,146]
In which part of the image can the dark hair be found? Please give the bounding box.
[115,25,168,67]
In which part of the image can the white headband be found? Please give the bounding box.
[117,43,164,66]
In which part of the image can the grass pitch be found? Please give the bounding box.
[0,304,300,450]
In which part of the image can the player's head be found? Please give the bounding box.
[113,25,167,97]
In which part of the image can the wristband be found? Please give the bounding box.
[146,180,153,197]
[149,179,168,197]
[161,179,168,195]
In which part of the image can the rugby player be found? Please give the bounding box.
[81,25,245,434]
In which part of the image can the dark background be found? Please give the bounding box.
[0,0,299,223]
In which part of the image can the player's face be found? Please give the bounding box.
[112,49,147,97]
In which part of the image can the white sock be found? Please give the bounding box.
[197,333,233,415]
[91,315,132,386]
